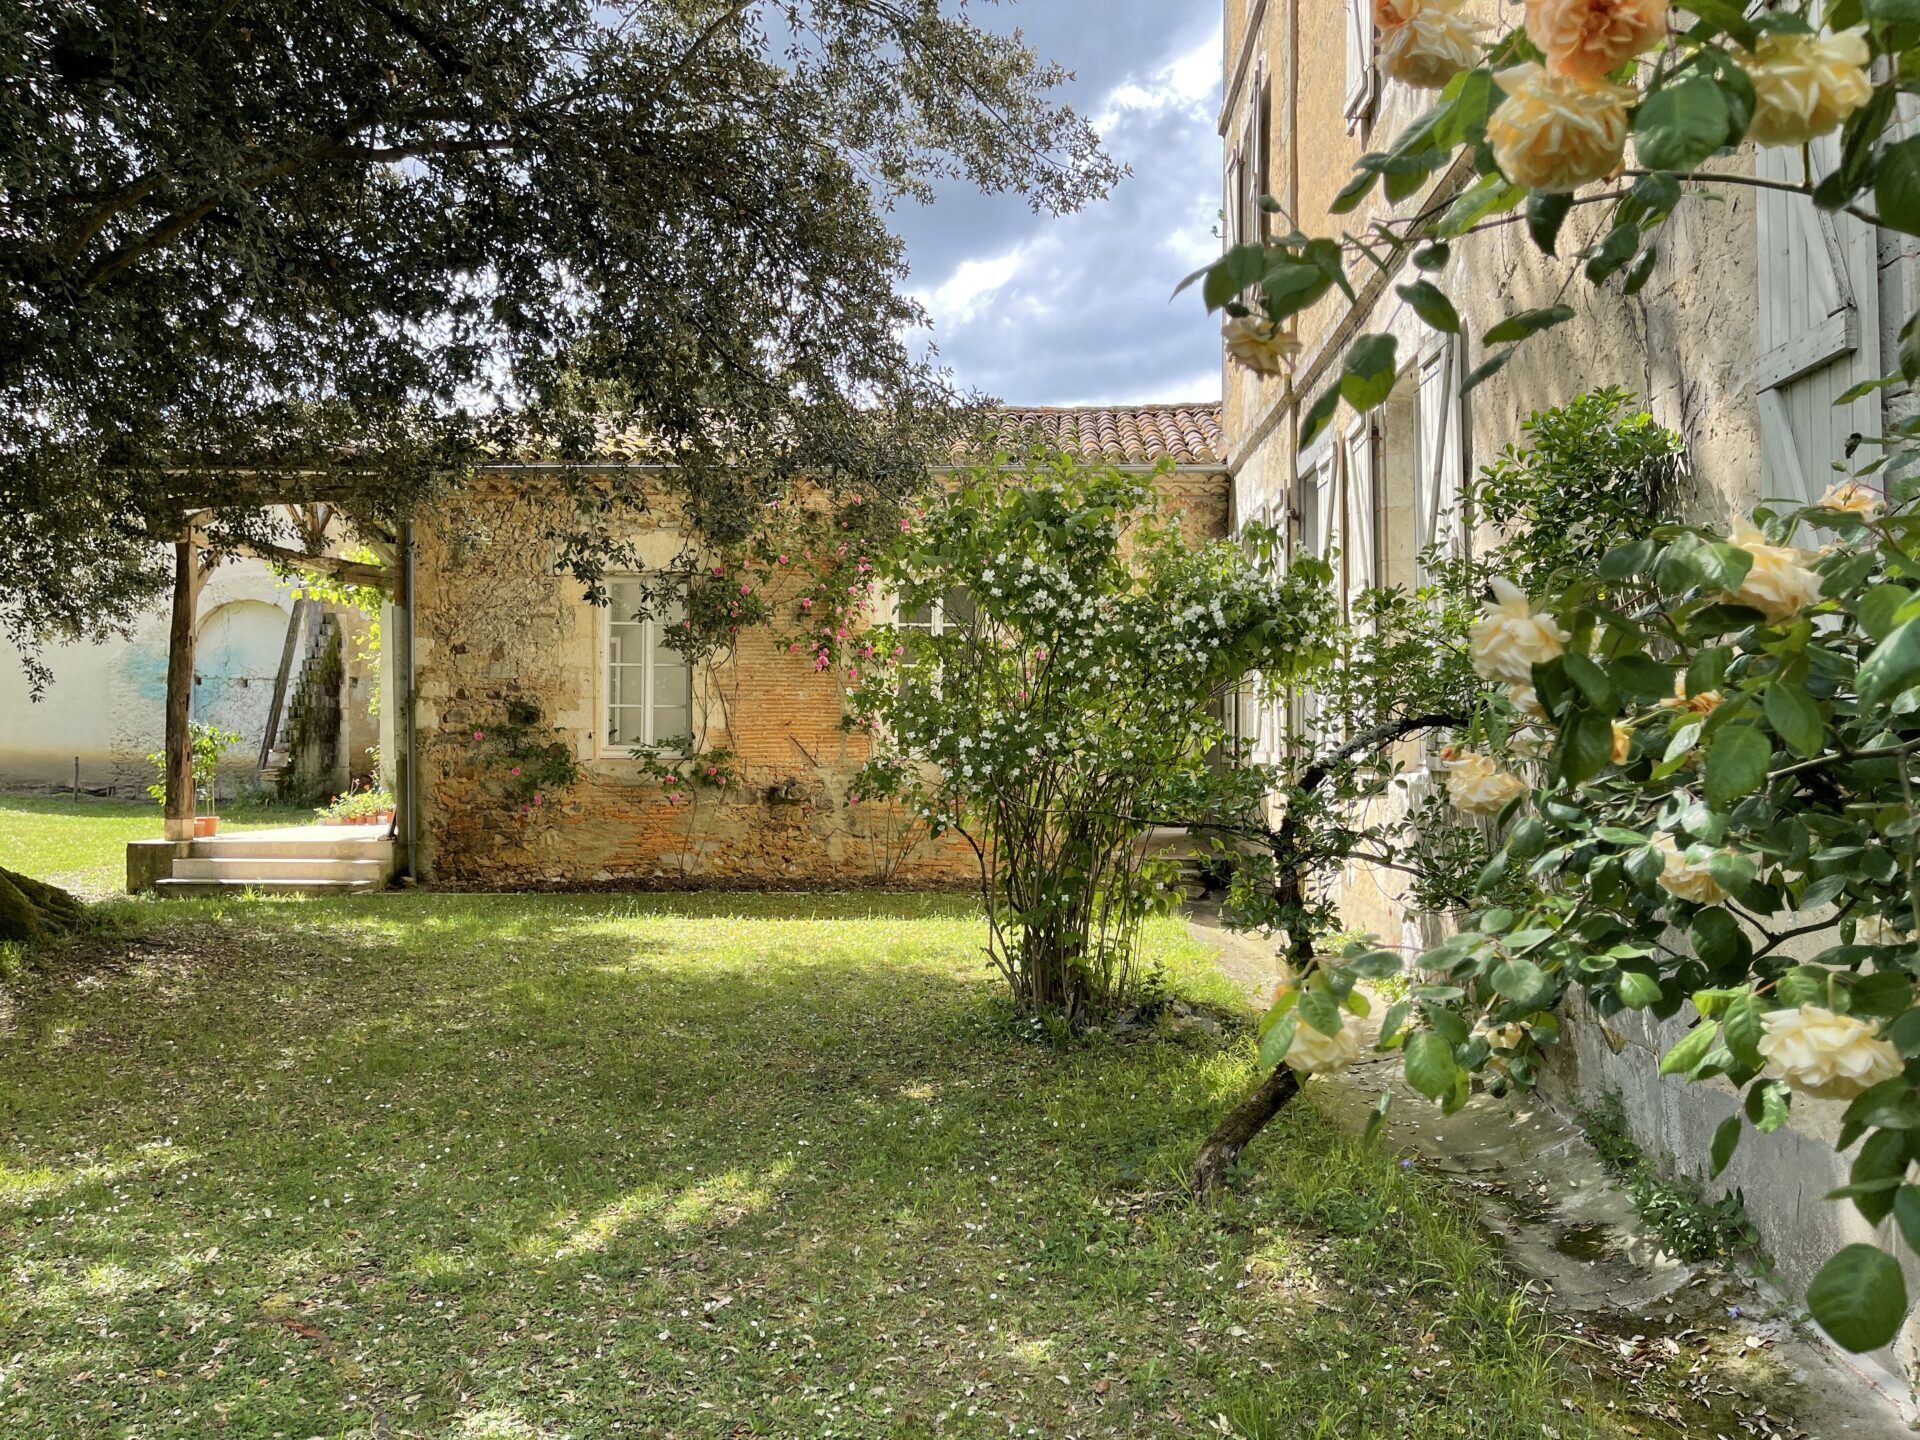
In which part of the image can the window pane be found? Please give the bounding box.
[942,587,976,627]
[607,705,646,746]
[652,706,691,746]
[609,578,647,623]
[652,660,689,709]
[898,601,934,630]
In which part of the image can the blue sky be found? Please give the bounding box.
[892,2,1224,408]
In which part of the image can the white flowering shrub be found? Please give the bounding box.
[850,456,1334,1023]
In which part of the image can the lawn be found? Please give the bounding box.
[0,886,1671,1440]
[0,794,314,899]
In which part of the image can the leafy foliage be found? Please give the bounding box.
[1,0,1118,682]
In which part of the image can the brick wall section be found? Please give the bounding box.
[414,460,1228,886]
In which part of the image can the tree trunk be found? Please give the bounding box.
[1193,1061,1300,1196]
[164,535,197,842]
[0,866,84,944]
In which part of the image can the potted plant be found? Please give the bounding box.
[317,781,394,828]
[145,723,243,837]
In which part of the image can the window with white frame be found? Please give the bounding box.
[1344,0,1378,129]
[605,576,693,749]
[895,585,976,637]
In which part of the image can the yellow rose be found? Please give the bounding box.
[1374,0,1422,23]
[1741,29,1871,148]
[1610,721,1632,765]
[1489,64,1632,194]
[1475,1019,1528,1051]
[1816,479,1882,521]
[1469,576,1571,684]
[1654,834,1730,905]
[1285,1015,1365,1075]
[1223,314,1299,377]
[1525,0,1667,82]
[1378,0,1485,89]
[1725,517,1822,622]
[1505,683,1548,722]
[1757,1003,1902,1102]
[1445,751,1530,816]
[1855,915,1913,948]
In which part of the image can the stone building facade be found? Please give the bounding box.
[1217,0,1920,1394]
[407,405,1230,887]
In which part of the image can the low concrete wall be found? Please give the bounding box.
[1540,995,1920,1395]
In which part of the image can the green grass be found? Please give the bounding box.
[0,889,1637,1439]
[0,793,313,898]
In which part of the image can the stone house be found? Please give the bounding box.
[1217,0,1920,1391]
[398,405,1230,887]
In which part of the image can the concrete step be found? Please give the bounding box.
[171,856,388,883]
[189,830,392,861]
[154,877,382,898]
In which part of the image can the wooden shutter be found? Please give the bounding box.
[1415,338,1464,579]
[1344,0,1377,128]
[1343,416,1378,606]
[1755,137,1881,507]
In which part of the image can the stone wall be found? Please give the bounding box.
[412,467,1228,887]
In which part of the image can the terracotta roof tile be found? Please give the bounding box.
[983,403,1225,468]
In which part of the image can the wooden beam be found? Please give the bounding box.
[163,534,197,841]
[228,540,394,592]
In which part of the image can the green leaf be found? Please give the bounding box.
[1599,539,1657,582]
[1746,1078,1791,1132]
[1257,1009,1298,1069]
[1709,1114,1741,1178]
[1361,1092,1391,1149]
[1395,279,1460,334]
[1331,168,1380,215]
[1609,653,1672,701]
[1660,1020,1722,1076]
[1705,725,1772,809]
[1299,986,1344,1038]
[1806,1245,1908,1352]
[1460,345,1518,395]
[1902,310,1920,384]
[1339,333,1400,412]
[1763,682,1825,760]
[1896,1185,1920,1252]
[1691,907,1750,973]
[1492,956,1554,1008]
[1858,617,1920,708]
[1526,191,1574,255]
[1484,304,1576,345]
[1404,1030,1460,1102]
[1633,75,1732,173]
[1555,708,1619,783]
[1202,244,1269,311]
[1299,381,1342,450]
[1562,652,1619,713]
[1617,971,1663,1009]
[1724,994,1765,1069]
[1878,137,1920,238]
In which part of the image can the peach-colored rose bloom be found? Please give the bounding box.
[1741,29,1871,147]
[1725,517,1822,622]
[1526,0,1667,82]
[1654,835,1730,905]
[1469,576,1571,684]
[1817,479,1882,521]
[1284,1015,1365,1074]
[1610,721,1632,765]
[1374,0,1422,24]
[1445,752,1530,816]
[1658,675,1721,714]
[1758,1004,1902,1101]
[1488,64,1632,193]
[1378,0,1485,89]
[1505,682,1548,722]
[1223,314,1299,377]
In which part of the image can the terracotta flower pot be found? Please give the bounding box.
[194,815,219,838]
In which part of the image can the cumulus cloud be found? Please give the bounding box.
[893,5,1225,408]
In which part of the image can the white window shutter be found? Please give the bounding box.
[1755,137,1880,508]
[1415,339,1464,580]
[1344,0,1376,127]
[1343,416,1378,604]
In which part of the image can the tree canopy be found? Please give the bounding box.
[0,0,1119,682]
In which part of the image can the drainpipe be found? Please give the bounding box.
[402,521,420,882]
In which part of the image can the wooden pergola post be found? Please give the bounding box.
[162,530,198,842]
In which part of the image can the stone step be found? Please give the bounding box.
[189,831,393,861]
[153,877,382,898]
[171,856,389,883]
